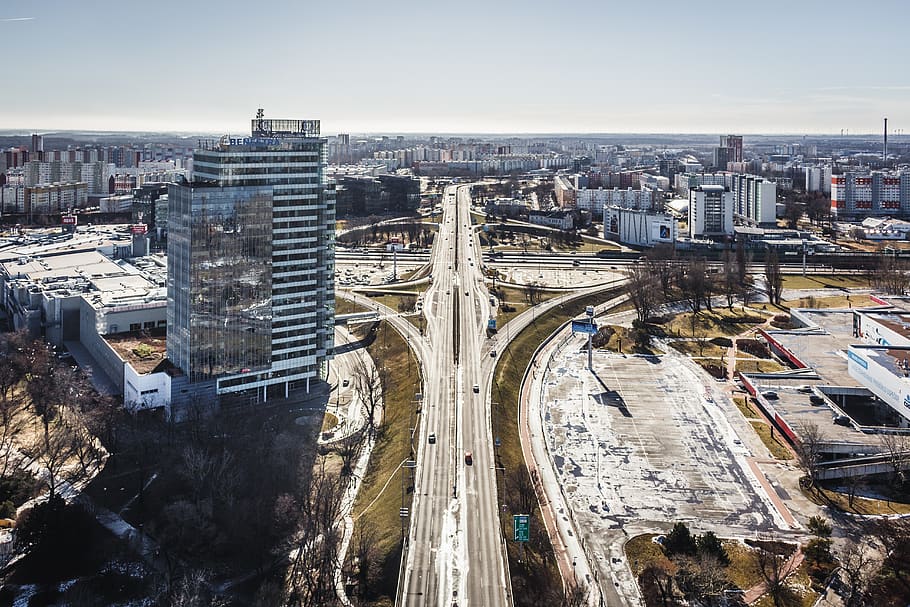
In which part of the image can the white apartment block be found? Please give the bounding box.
[804,165,832,194]
[689,185,734,237]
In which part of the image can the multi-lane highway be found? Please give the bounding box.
[400,184,509,607]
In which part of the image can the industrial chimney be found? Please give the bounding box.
[884,117,888,164]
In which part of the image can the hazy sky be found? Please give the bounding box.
[2,0,908,135]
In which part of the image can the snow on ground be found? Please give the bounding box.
[540,336,777,534]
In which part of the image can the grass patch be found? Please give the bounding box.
[780,274,870,289]
[321,411,339,433]
[735,358,788,374]
[662,308,766,338]
[370,293,417,313]
[349,321,421,604]
[603,299,635,315]
[625,535,771,599]
[753,562,819,607]
[336,297,370,316]
[595,325,662,355]
[803,484,910,516]
[625,534,671,576]
[723,540,764,589]
[491,287,622,603]
[734,397,758,418]
[749,421,794,460]
[667,340,727,359]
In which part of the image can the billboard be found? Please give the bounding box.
[488,318,497,331]
[130,224,148,235]
[571,320,598,335]
[61,215,78,226]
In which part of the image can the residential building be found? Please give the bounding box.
[831,171,910,218]
[168,112,335,410]
[688,185,734,237]
[804,165,832,194]
[528,209,573,230]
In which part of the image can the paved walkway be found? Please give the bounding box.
[742,546,805,604]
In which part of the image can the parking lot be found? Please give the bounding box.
[540,339,776,532]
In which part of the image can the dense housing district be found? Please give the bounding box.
[1,124,910,606]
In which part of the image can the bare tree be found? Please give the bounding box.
[836,541,878,607]
[639,562,676,607]
[335,432,363,476]
[626,263,662,325]
[506,464,540,516]
[722,249,738,310]
[351,354,384,437]
[794,421,825,488]
[764,249,784,306]
[675,552,731,604]
[30,417,75,500]
[286,456,346,607]
[878,432,910,485]
[679,258,711,315]
[871,255,910,295]
[524,281,544,306]
[753,539,791,607]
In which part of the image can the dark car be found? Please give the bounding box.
[809,394,825,405]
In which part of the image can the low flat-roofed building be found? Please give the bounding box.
[846,345,910,427]
[856,310,910,347]
[0,225,172,414]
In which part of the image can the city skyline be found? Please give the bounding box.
[2,0,908,135]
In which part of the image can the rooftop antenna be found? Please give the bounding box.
[256,108,265,134]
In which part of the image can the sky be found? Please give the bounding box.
[1,0,908,135]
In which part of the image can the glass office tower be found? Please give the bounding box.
[167,113,334,405]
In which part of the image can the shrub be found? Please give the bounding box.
[664,522,697,557]
[0,500,15,519]
[710,337,732,348]
[737,338,772,359]
[0,468,36,507]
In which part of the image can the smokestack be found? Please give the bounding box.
[884,117,888,163]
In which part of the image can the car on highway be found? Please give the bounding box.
[809,394,825,405]
[342,379,349,387]
[465,291,469,296]
[797,385,813,393]
[428,432,436,444]
[490,350,496,358]
[464,451,473,465]
[473,384,479,393]
[762,391,779,400]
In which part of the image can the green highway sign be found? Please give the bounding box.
[513,514,530,542]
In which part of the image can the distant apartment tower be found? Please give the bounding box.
[729,173,777,226]
[804,165,832,194]
[689,185,734,238]
[713,135,743,169]
[167,113,335,408]
[831,171,910,217]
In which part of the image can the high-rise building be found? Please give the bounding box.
[689,185,734,237]
[713,134,743,169]
[831,171,910,217]
[167,112,335,409]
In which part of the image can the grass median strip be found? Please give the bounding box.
[491,289,620,603]
[347,321,421,604]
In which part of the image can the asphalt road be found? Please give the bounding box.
[398,184,509,607]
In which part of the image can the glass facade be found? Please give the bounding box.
[168,117,334,401]
[167,185,273,383]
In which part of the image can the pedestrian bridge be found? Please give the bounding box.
[336,311,380,325]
